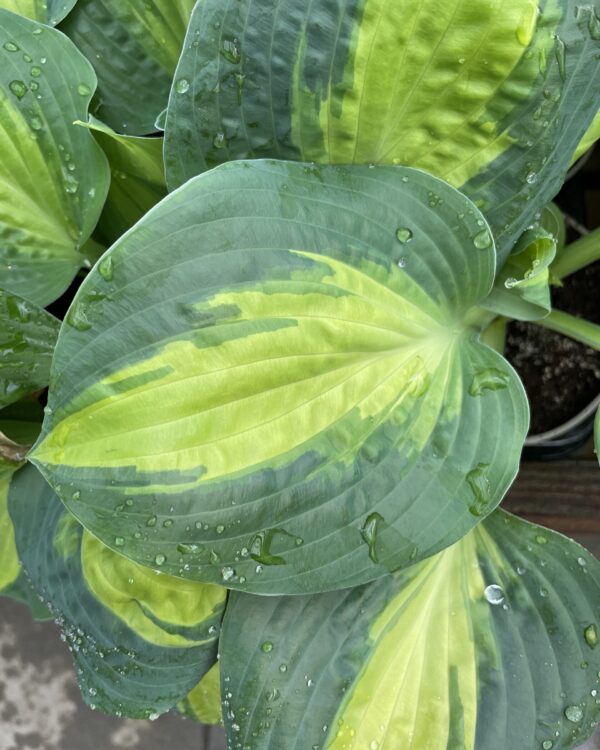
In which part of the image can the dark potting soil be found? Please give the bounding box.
[504,261,600,435]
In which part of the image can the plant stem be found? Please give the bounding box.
[481,316,507,353]
[552,227,600,281]
[533,309,600,351]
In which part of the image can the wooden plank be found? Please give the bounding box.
[503,460,600,533]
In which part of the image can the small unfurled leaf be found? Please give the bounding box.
[76,118,167,245]
[220,510,600,750]
[483,227,557,321]
[31,161,528,595]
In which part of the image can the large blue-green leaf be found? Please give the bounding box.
[164,0,600,266]
[9,463,227,718]
[0,288,60,409]
[0,9,110,306]
[30,161,528,595]
[220,510,600,750]
[60,0,195,134]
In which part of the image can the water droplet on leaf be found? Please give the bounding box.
[473,229,492,249]
[395,227,413,244]
[9,80,27,99]
[484,584,505,605]
[564,705,583,723]
[584,624,598,649]
[468,368,509,397]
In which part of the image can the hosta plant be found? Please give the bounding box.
[1,1,600,749]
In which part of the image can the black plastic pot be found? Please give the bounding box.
[523,392,600,461]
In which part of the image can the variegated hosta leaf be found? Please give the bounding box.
[0,398,50,617]
[31,161,528,595]
[0,9,110,306]
[9,463,226,718]
[76,118,167,245]
[482,227,557,321]
[178,663,222,726]
[220,511,600,750]
[0,0,77,25]
[164,0,600,266]
[0,288,60,409]
[60,0,196,134]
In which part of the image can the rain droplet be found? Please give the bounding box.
[213,131,227,149]
[467,463,491,516]
[360,512,384,564]
[221,566,235,582]
[9,80,27,99]
[146,515,157,527]
[554,35,567,81]
[542,741,553,750]
[395,227,413,244]
[216,524,225,534]
[98,256,114,281]
[279,663,287,673]
[30,66,41,77]
[484,584,505,605]
[473,229,492,250]
[584,624,598,649]
[577,557,587,567]
[221,38,241,64]
[261,641,273,653]
[154,553,166,566]
[175,78,190,94]
[30,116,42,131]
[66,304,91,331]
[3,41,19,52]
[468,368,509,397]
[564,705,583,723]
[397,257,407,268]
[115,537,125,547]
[77,83,91,96]
[526,172,538,184]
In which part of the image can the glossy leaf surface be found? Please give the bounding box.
[164,0,600,265]
[0,289,59,409]
[0,0,77,25]
[61,0,195,134]
[32,161,528,594]
[9,463,226,718]
[0,9,110,306]
[220,511,600,750]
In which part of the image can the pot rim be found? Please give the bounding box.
[524,391,600,446]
